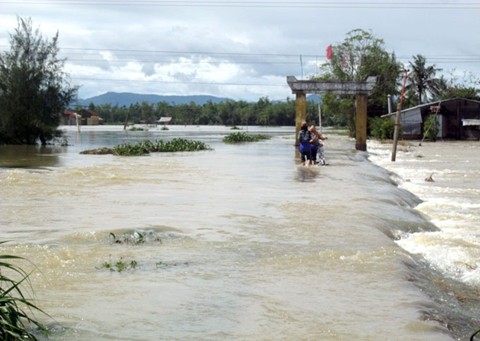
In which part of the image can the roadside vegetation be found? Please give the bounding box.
[369,116,396,140]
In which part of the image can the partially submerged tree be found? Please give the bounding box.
[0,17,78,145]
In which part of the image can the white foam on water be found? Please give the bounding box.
[368,140,480,287]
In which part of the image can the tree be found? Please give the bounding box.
[436,71,480,100]
[0,17,78,145]
[314,29,402,132]
[406,54,442,105]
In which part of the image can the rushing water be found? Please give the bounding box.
[0,125,478,340]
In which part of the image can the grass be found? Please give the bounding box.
[0,242,49,340]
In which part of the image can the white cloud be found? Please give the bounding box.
[2,1,480,102]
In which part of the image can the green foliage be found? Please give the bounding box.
[102,257,138,272]
[84,97,306,128]
[113,143,149,156]
[223,132,271,143]
[369,116,396,139]
[440,85,479,100]
[0,17,78,145]
[320,93,353,128]
[151,138,211,152]
[322,29,394,81]
[104,230,163,272]
[0,243,49,340]
[406,54,442,105]
[313,29,402,135]
[80,138,212,156]
[437,71,480,100]
[423,114,440,141]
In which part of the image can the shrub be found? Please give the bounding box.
[423,114,440,141]
[369,116,396,140]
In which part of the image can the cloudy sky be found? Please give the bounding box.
[1,0,480,102]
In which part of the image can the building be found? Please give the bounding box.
[383,98,480,140]
[63,109,103,125]
[80,109,103,125]
[157,117,172,126]
[63,110,82,126]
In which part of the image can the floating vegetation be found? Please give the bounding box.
[223,132,271,143]
[101,257,138,272]
[230,125,241,130]
[80,138,212,156]
[147,138,211,153]
[79,147,113,155]
[109,230,162,245]
[155,261,189,269]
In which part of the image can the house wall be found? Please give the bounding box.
[400,108,422,138]
[87,116,101,125]
[399,99,480,140]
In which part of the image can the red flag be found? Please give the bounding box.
[326,44,333,60]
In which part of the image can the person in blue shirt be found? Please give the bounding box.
[298,121,313,166]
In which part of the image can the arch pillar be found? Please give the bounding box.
[287,76,376,151]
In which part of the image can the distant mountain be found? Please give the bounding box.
[74,92,233,107]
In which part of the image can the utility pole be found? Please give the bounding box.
[391,70,409,161]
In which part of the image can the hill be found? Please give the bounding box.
[75,92,232,107]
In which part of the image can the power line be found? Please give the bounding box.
[1,0,480,8]
[71,77,289,87]
[2,44,479,65]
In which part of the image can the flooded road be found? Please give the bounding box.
[1,125,475,340]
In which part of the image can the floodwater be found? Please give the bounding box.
[0,125,478,340]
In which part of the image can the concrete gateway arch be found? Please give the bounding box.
[286,76,377,151]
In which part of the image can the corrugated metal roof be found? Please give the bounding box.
[381,98,480,118]
[157,117,172,123]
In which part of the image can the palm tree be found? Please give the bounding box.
[407,54,442,104]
